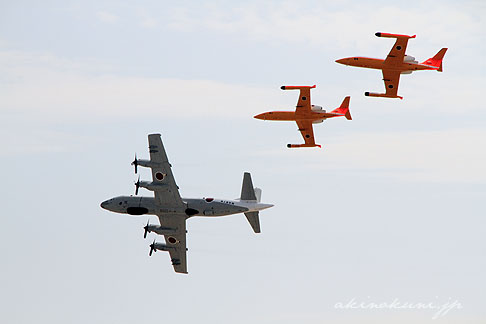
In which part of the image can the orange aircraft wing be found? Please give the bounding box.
[384,38,411,67]
[280,85,314,113]
[296,120,317,146]
[280,85,315,113]
[382,70,401,98]
[295,88,312,113]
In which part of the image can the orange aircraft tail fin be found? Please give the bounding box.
[422,48,448,71]
[330,96,352,120]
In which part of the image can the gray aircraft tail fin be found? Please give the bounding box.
[240,172,257,201]
[240,173,261,233]
[244,211,261,233]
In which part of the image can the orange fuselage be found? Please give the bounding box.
[335,57,438,72]
[254,110,342,121]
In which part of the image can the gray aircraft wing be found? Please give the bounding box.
[147,134,188,273]
[157,214,188,274]
[147,134,185,209]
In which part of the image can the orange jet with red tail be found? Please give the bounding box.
[336,32,447,99]
[254,85,351,148]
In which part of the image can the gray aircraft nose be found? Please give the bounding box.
[100,200,109,209]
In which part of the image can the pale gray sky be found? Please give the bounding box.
[1,1,485,323]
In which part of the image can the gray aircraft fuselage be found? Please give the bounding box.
[100,195,270,218]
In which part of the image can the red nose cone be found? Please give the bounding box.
[254,113,265,120]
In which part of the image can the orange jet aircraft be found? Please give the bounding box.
[254,85,351,148]
[336,32,447,99]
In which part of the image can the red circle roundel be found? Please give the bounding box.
[167,236,177,244]
[155,172,165,181]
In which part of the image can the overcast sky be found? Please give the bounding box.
[1,1,485,323]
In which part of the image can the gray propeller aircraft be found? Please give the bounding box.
[100,134,274,274]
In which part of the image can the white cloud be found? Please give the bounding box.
[0,128,84,156]
[0,48,481,127]
[134,7,158,28]
[166,1,485,54]
[140,17,157,28]
[0,38,9,48]
[329,129,486,183]
[0,73,276,121]
[95,11,119,24]
[257,128,486,184]
[0,50,284,122]
[1,49,485,184]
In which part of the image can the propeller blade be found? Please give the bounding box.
[135,175,140,195]
[132,154,138,174]
[149,240,156,256]
[144,221,149,239]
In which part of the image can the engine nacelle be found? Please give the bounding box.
[139,181,168,192]
[312,119,324,124]
[153,242,175,252]
[311,105,325,112]
[403,55,418,63]
[134,159,161,168]
[148,225,177,236]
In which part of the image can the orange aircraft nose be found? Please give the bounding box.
[254,113,266,120]
[335,58,348,65]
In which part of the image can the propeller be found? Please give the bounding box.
[149,239,156,256]
[135,175,140,195]
[144,220,150,239]
[131,154,138,174]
